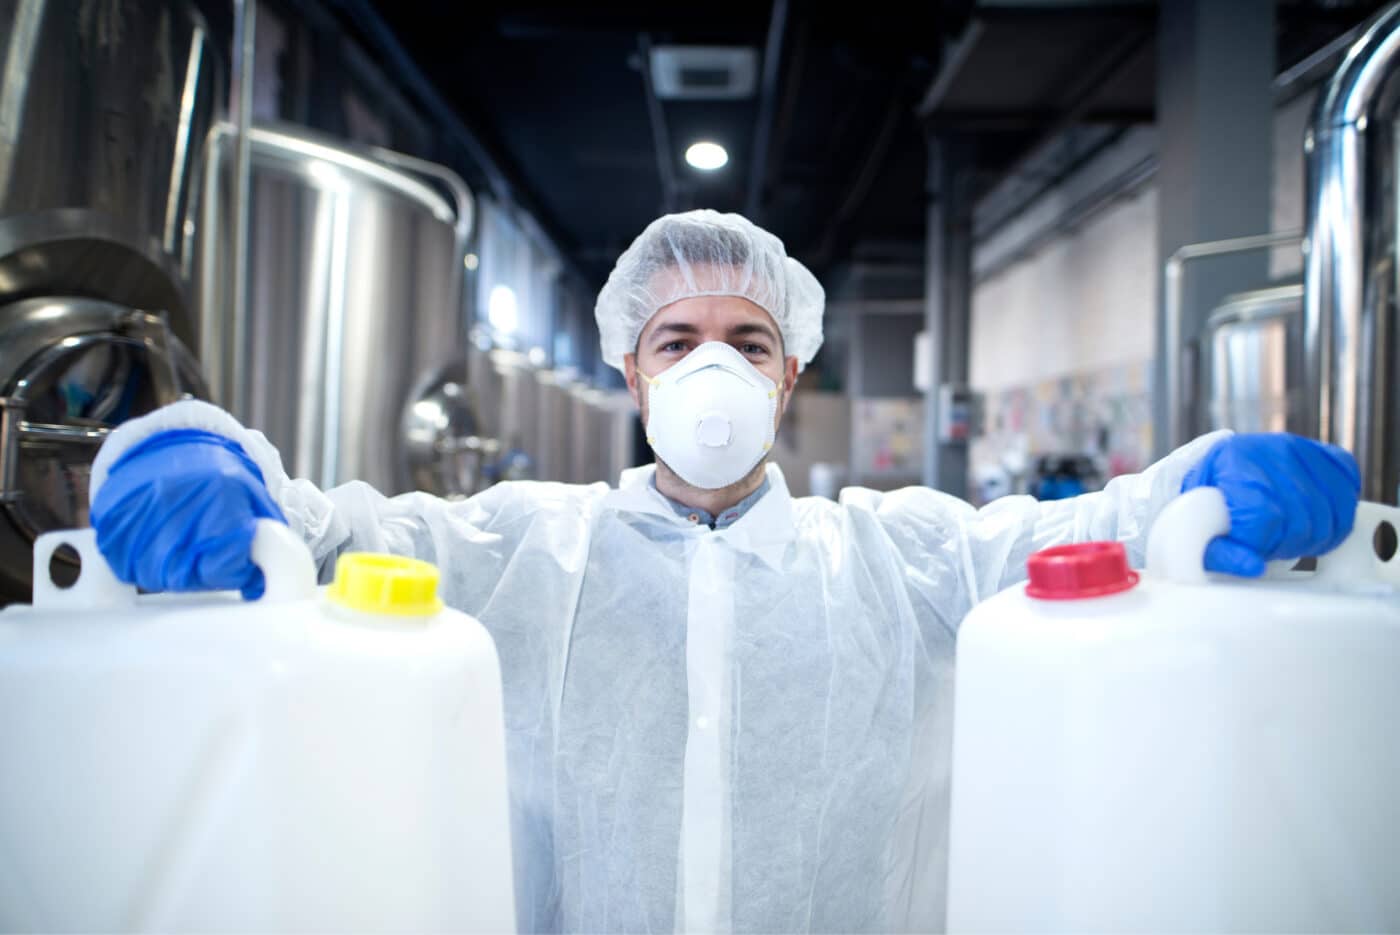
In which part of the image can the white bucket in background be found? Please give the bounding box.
[0,521,516,933]
[947,488,1400,933]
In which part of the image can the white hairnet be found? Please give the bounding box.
[594,209,826,372]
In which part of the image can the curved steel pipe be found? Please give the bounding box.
[1163,231,1302,451]
[1304,2,1400,503]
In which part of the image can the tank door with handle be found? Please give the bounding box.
[0,298,208,603]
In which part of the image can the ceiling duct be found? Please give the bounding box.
[649,45,759,100]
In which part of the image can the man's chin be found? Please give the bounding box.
[652,454,769,494]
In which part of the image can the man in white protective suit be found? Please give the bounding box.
[89,209,1361,933]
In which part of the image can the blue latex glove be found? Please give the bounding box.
[91,429,287,599]
[1180,433,1360,577]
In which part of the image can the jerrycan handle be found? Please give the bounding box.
[31,519,316,609]
[32,528,138,610]
[1147,486,1400,588]
[1146,486,1231,585]
[1311,501,1400,588]
[251,519,318,603]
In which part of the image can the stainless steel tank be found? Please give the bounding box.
[1304,3,1400,503]
[401,359,498,498]
[527,373,636,485]
[1202,285,1304,434]
[496,352,539,466]
[199,122,477,494]
[563,385,637,485]
[531,369,576,483]
[0,0,220,315]
[0,0,220,601]
[568,385,607,485]
[598,390,640,484]
[463,346,539,478]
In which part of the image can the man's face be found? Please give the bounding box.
[623,295,800,436]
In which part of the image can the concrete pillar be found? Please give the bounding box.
[1154,0,1275,455]
[923,134,975,496]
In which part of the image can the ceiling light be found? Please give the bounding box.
[685,141,729,171]
[488,285,518,334]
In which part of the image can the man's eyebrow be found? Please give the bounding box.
[729,322,780,343]
[649,322,701,340]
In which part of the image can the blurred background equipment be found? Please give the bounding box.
[0,0,219,602]
[1030,453,1103,501]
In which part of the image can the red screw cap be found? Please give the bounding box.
[1026,541,1140,600]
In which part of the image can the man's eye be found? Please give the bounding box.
[740,343,769,356]
[660,341,688,353]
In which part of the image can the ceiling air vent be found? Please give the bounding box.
[649,46,759,100]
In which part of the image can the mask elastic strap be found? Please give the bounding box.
[762,380,783,453]
[637,369,660,387]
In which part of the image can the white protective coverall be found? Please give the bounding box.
[90,399,1225,934]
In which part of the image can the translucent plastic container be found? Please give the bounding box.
[0,522,515,933]
[947,488,1400,933]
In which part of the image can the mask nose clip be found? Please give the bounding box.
[696,411,732,448]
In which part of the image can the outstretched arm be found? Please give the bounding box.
[88,399,525,610]
[863,432,1225,637]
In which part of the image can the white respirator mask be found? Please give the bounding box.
[638,341,782,490]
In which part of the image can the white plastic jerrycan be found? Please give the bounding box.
[947,489,1400,934]
[0,522,515,934]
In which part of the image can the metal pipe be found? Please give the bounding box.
[198,124,228,405]
[0,397,110,506]
[367,147,476,267]
[918,20,983,117]
[923,136,975,497]
[1304,2,1400,504]
[320,187,351,491]
[317,0,586,291]
[746,0,789,221]
[16,423,110,446]
[321,0,514,206]
[1273,15,1374,103]
[976,151,1157,285]
[812,88,906,268]
[0,398,21,504]
[1162,230,1302,450]
[229,0,257,419]
[163,25,207,256]
[636,33,678,213]
[366,145,476,339]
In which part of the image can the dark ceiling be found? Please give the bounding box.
[356,0,1386,290]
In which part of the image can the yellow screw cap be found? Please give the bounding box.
[328,553,444,617]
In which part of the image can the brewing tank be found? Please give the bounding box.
[199,122,477,494]
[0,0,220,601]
[1202,285,1304,434]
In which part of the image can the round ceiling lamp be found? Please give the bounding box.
[685,141,729,171]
